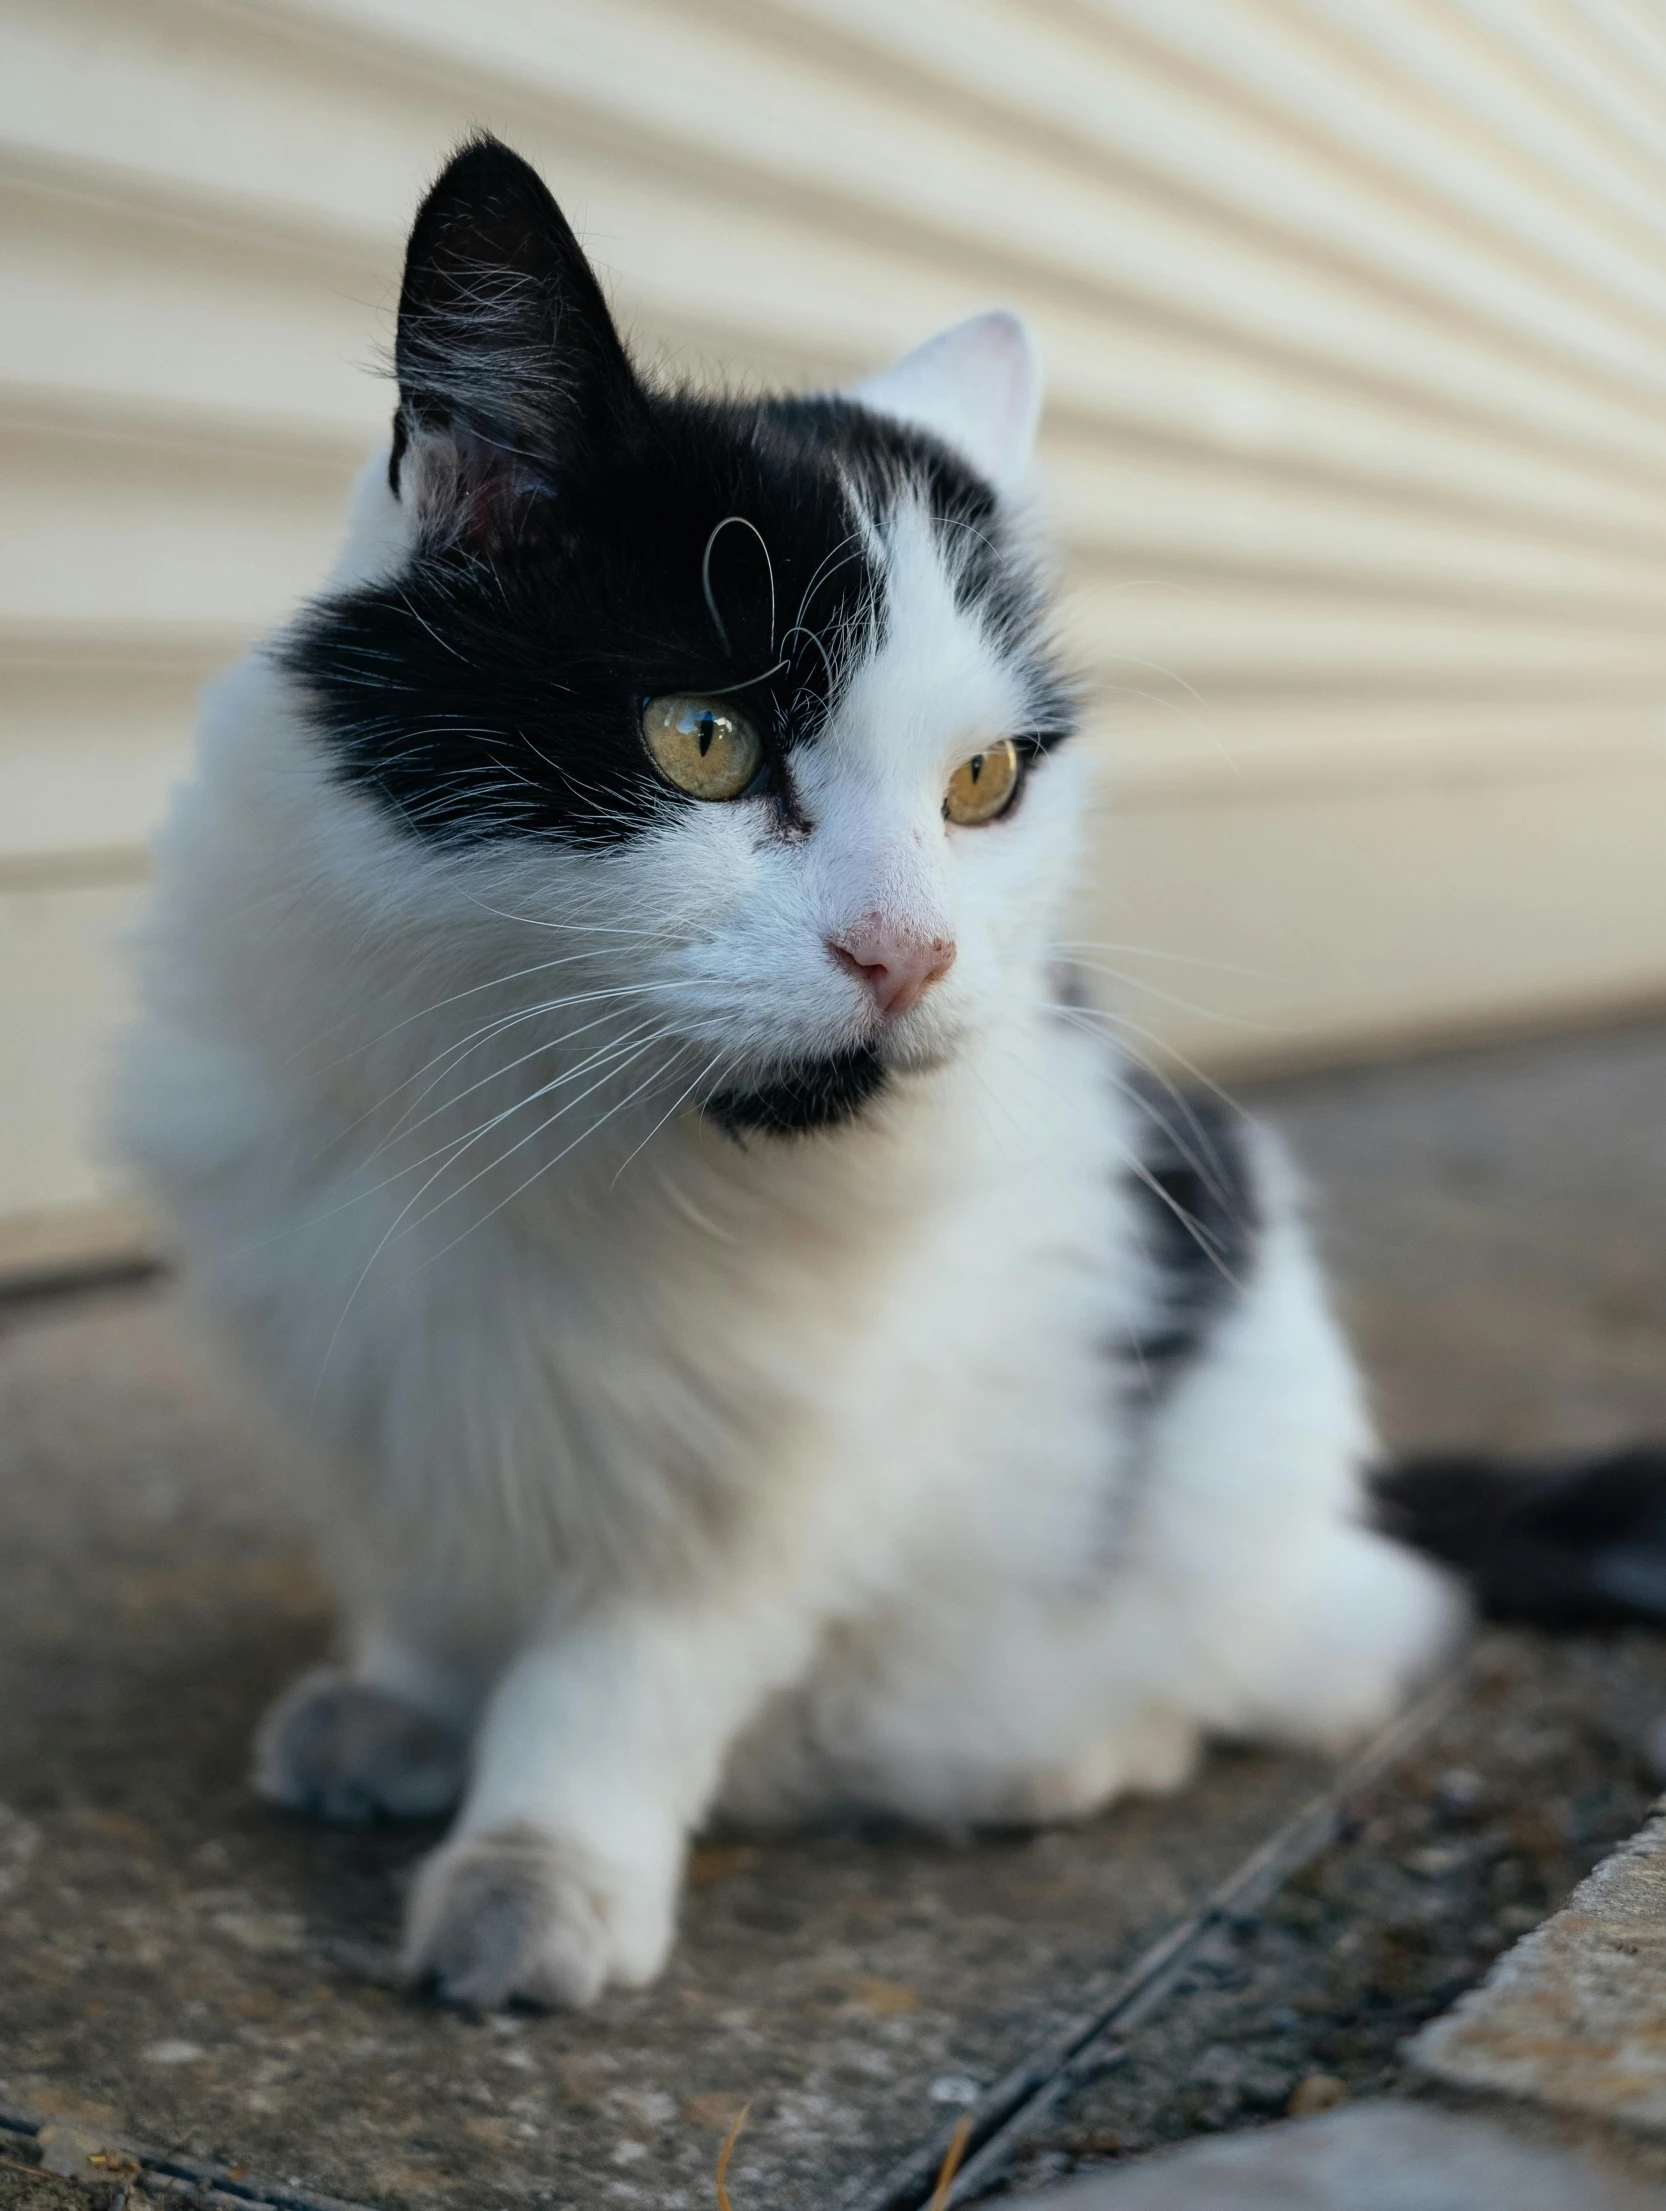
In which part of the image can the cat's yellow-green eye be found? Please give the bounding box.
[944,737,1021,826]
[642,695,763,801]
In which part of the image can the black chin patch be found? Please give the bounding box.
[705,1045,887,1137]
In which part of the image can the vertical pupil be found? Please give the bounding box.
[697,712,716,757]
[970,754,985,784]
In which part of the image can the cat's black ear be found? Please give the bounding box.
[391,134,642,548]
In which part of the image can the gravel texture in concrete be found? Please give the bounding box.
[988,1628,1666,2197]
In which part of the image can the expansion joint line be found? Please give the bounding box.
[857,1668,1467,2211]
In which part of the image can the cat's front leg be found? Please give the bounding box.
[403,1595,799,2008]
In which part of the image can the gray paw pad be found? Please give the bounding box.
[253,1666,468,1824]
[404,1825,613,2010]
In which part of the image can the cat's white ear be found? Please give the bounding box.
[851,311,1042,494]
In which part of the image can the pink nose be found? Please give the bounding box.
[828,920,957,1018]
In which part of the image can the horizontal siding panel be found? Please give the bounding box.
[304,0,1666,398]
[1090,756,1666,1071]
[1100,694,1666,803]
[0,171,391,434]
[1573,1,1666,125]
[11,8,1666,527]
[1113,0,1666,263]
[0,665,197,865]
[13,0,1666,473]
[777,0,1666,358]
[15,155,1666,571]
[1063,579,1666,687]
[244,3,1666,473]
[1048,445,1666,611]
[0,879,146,1216]
[0,423,354,636]
[1440,1,1666,193]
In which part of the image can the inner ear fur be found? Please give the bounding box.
[391,133,644,548]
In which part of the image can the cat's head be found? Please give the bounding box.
[286,136,1081,1139]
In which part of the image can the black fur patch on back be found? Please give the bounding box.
[705,1045,888,1138]
[1118,1082,1261,1403]
[1372,1447,1666,1627]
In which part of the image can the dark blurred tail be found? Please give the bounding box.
[1371,1447,1666,1628]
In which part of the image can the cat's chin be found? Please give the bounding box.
[702,1044,892,1139]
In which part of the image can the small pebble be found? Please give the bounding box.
[1287,2072,1349,2118]
[1191,2043,1246,2090]
[37,2124,138,2183]
[1433,1767,1486,1821]
[1403,1843,1467,1879]
[929,2074,981,2106]
[1493,1902,1544,1938]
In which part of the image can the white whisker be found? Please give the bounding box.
[311,1028,673,1393]
[416,1039,699,1271]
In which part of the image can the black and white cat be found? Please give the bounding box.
[120,138,1458,2009]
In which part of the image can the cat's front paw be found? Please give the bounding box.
[253,1665,468,1824]
[403,1824,675,2009]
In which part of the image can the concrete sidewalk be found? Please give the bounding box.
[7,1016,1666,2207]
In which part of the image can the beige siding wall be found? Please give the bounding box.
[6,0,1666,1251]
